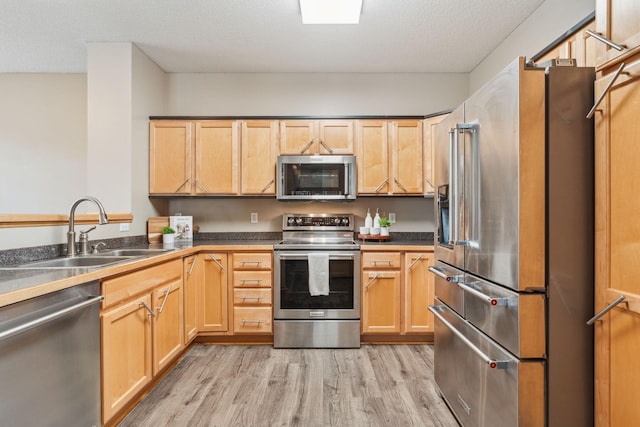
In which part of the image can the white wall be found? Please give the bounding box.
[470,0,594,92]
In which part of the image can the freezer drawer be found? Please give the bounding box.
[463,273,546,359]
[430,302,544,427]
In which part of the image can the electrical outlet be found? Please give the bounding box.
[389,213,396,223]
[119,223,130,232]
[250,212,258,224]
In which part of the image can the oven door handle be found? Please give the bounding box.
[277,253,356,260]
[429,305,510,369]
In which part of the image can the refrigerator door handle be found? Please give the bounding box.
[450,124,476,247]
[429,305,510,369]
[428,266,463,282]
[457,282,513,307]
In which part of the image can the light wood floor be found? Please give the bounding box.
[118,344,459,427]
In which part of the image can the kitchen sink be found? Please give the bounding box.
[96,248,172,257]
[11,256,133,269]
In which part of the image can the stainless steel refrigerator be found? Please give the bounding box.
[429,57,594,426]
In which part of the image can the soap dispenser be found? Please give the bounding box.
[365,208,373,228]
[373,208,381,228]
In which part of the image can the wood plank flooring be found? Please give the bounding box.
[118,344,459,427]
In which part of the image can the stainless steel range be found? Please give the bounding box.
[273,213,360,348]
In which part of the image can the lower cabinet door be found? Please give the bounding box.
[101,295,153,423]
[152,282,185,375]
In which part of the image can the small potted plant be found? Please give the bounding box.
[162,226,176,245]
[379,216,392,236]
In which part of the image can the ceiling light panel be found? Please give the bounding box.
[300,0,363,24]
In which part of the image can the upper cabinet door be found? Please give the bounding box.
[195,120,239,195]
[317,120,355,154]
[390,120,423,194]
[279,119,354,154]
[356,120,389,194]
[241,120,278,195]
[149,121,193,194]
[595,0,640,68]
[423,114,448,196]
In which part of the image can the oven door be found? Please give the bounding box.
[274,250,360,319]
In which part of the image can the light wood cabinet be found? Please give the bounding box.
[404,252,435,333]
[357,119,424,195]
[361,249,434,335]
[183,255,199,344]
[240,120,278,195]
[231,251,273,334]
[100,259,183,424]
[594,50,640,427]
[534,18,597,67]
[149,120,239,195]
[423,113,449,196]
[198,253,229,332]
[279,119,355,154]
[594,0,640,69]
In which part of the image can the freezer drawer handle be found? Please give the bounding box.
[429,305,510,369]
[458,282,513,307]
[428,266,463,283]
[586,295,626,325]
[0,295,103,342]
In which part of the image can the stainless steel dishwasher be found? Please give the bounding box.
[0,281,103,427]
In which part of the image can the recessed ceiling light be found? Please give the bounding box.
[299,0,363,24]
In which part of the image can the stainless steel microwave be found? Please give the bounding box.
[276,155,357,201]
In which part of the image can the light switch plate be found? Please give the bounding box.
[119,223,130,232]
[250,213,258,224]
[389,213,396,223]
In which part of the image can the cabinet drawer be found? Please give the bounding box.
[102,259,182,308]
[234,288,272,306]
[232,253,272,270]
[232,270,272,288]
[362,252,401,270]
[233,307,273,333]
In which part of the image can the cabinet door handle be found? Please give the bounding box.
[587,62,626,119]
[365,273,381,288]
[139,301,156,317]
[207,255,225,270]
[195,179,209,193]
[174,179,189,193]
[394,178,408,193]
[586,295,626,325]
[585,30,626,52]
[260,179,275,193]
[318,139,334,154]
[425,177,434,189]
[407,254,424,270]
[300,139,315,154]
[374,178,389,193]
[157,285,171,314]
[187,255,199,275]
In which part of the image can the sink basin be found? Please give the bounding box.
[13,256,132,269]
[97,248,172,257]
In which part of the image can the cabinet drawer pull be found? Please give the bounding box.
[587,62,626,119]
[241,260,262,266]
[139,301,156,318]
[372,259,393,265]
[586,295,626,325]
[187,255,199,275]
[240,319,263,324]
[241,296,263,302]
[374,178,389,193]
[174,179,189,193]
[157,285,171,314]
[585,30,626,52]
[207,255,225,270]
[240,279,263,284]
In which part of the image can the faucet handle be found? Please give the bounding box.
[91,242,107,254]
[79,226,96,238]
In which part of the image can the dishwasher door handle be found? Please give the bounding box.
[0,295,104,342]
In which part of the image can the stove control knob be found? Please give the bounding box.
[287,217,295,225]
[342,217,350,225]
[295,217,303,225]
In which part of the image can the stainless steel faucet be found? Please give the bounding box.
[67,196,109,257]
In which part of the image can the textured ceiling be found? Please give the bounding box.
[0,0,546,73]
